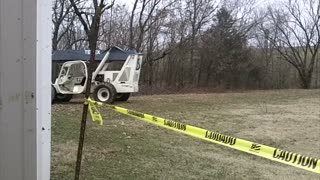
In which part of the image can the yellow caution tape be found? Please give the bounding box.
[86,98,320,174]
[87,100,103,125]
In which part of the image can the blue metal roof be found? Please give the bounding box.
[52,46,135,62]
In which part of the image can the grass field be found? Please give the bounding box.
[51,89,320,180]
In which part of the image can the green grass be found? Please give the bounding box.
[51,89,320,180]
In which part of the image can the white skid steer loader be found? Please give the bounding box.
[52,46,143,103]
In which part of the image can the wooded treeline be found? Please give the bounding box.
[53,0,320,92]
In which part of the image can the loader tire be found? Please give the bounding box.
[55,94,73,102]
[51,85,57,104]
[93,83,116,104]
[116,93,130,102]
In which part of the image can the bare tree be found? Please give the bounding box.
[60,25,87,50]
[52,0,75,50]
[251,8,276,88]
[160,2,190,89]
[100,4,131,49]
[185,0,218,85]
[223,0,260,36]
[266,0,320,88]
[141,13,169,88]
[68,0,114,179]
[129,0,173,51]
[129,0,139,49]
[126,0,175,93]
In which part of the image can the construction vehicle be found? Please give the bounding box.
[51,46,143,103]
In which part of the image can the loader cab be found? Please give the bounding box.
[54,60,88,94]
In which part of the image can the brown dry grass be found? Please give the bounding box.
[51,89,320,180]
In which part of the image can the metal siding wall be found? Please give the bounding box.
[0,0,51,179]
[0,0,25,179]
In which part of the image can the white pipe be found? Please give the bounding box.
[92,49,111,81]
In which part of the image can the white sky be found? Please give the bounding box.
[116,0,276,8]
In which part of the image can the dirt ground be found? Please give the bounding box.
[51,89,320,180]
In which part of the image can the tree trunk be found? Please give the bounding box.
[52,27,59,50]
[148,62,153,94]
[298,69,312,89]
[189,34,195,86]
[129,0,138,49]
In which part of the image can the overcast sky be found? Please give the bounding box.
[116,0,276,8]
